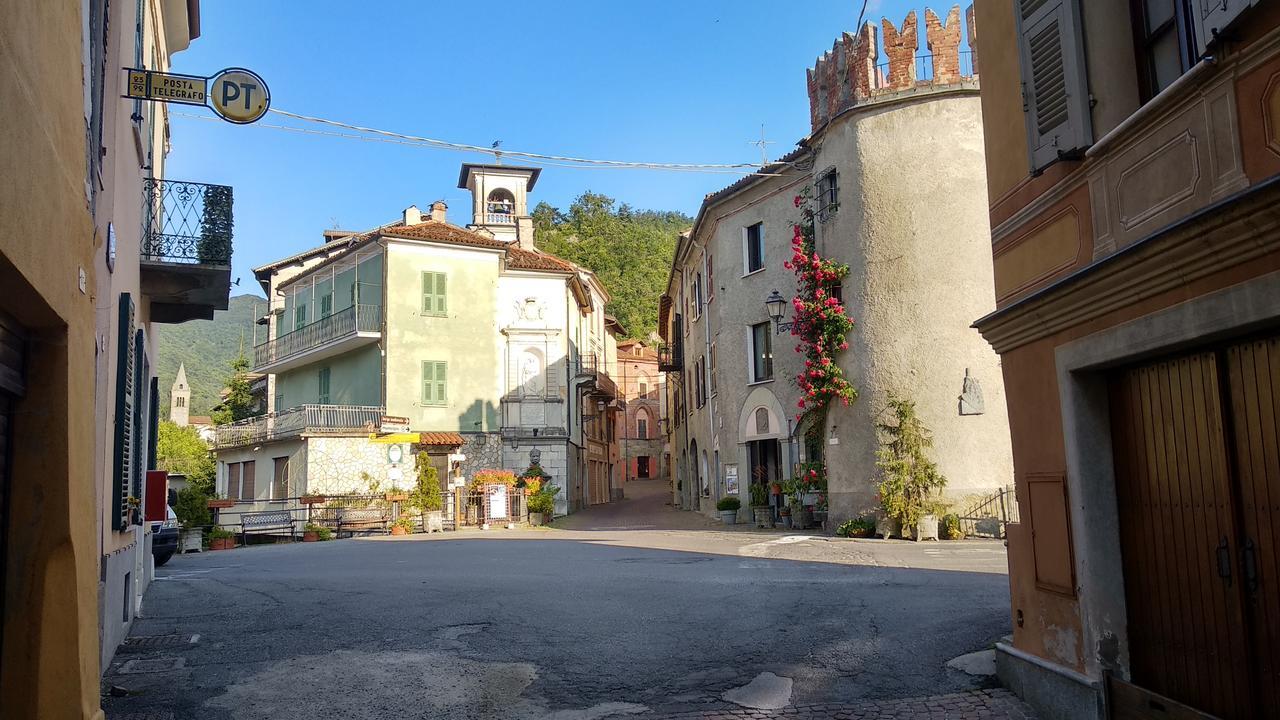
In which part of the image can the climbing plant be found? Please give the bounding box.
[785,187,857,422]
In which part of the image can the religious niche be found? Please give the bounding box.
[959,368,984,416]
[519,348,546,397]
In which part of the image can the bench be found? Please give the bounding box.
[335,507,390,536]
[240,509,296,543]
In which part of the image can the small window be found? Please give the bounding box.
[320,293,333,319]
[817,170,839,221]
[709,343,718,395]
[272,457,289,500]
[318,367,330,404]
[226,462,241,501]
[1132,0,1195,102]
[638,380,648,398]
[422,272,447,316]
[750,322,773,382]
[694,272,704,319]
[706,253,714,300]
[421,361,448,406]
[294,304,307,331]
[175,396,185,408]
[637,415,648,439]
[744,223,764,274]
[240,460,256,501]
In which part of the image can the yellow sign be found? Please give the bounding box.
[209,67,270,124]
[125,69,208,106]
[369,433,420,444]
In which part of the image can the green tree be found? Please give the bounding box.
[534,193,690,339]
[156,420,215,495]
[409,452,443,512]
[875,396,947,528]
[211,353,257,425]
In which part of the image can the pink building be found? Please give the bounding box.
[615,340,667,484]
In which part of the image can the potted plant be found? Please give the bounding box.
[302,522,332,542]
[410,453,445,533]
[749,484,772,528]
[716,496,741,525]
[876,395,947,543]
[941,512,964,540]
[527,485,559,526]
[208,527,236,550]
[518,463,548,495]
[390,517,414,536]
[836,517,876,538]
[207,496,235,510]
[779,504,793,529]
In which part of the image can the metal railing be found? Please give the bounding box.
[141,178,234,265]
[657,343,683,372]
[212,404,384,449]
[253,304,380,369]
[956,484,1018,539]
[872,50,976,89]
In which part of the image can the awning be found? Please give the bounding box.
[418,431,465,447]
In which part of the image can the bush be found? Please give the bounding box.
[173,486,212,529]
[941,513,963,540]
[749,483,768,509]
[528,485,560,515]
[209,527,235,540]
[836,517,876,537]
[304,522,333,541]
[410,453,444,512]
[393,517,415,533]
[716,496,741,512]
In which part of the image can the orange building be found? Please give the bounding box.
[974,2,1279,718]
[615,340,667,485]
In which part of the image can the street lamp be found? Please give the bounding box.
[765,290,792,334]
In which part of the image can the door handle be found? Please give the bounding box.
[1242,537,1258,593]
[1218,537,1232,587]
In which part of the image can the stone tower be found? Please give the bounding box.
[457,163,541,251]
[171,362,190,426]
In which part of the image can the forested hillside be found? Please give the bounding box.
[533,193,690,340]
[156,294,266,418]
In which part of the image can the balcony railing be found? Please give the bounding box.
[484,213,515,225]
[254,304,381,370]
[213,405,384,449]
[141,178,233,265]
[657,343,683,373]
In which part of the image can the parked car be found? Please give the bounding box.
[152,505,179,567]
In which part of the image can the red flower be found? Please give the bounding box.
[794,196,803,207]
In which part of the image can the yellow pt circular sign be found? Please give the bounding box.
[209,68,270,124]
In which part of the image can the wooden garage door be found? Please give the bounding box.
[1224,337,1280,713]
[1110,351,1254,718]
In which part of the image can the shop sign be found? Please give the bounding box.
[123,66,270,124]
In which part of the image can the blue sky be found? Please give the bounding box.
[166,1,937,295]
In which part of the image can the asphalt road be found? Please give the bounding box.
[103,481,1017,720]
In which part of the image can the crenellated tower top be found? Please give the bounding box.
[806,5,977,131]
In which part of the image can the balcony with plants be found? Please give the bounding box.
[140,178,235,323]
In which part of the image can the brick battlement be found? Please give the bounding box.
[807,5,977,131]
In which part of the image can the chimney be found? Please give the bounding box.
[430,200,448,223]
[403,205,423,226]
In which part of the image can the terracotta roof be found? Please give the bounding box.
[506,246,577,272]
[379,221,510,250]
[418,431,465,447]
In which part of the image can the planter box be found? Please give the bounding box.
[390,525,408,536]
[719,510,738,525]
[207,499,235,509]
[875,516,901,539]
[384,493,408,502]
[299,495,327,505]
[303,531,319,542]
[421,510,444,533]
[209,537,235,551]
[752,507,772,529]
[529,512,545,527]
[915,514,940,542]
[179,527,203,553]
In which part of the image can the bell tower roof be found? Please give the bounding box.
[457,163,542,191]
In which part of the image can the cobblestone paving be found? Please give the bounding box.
[656,689,1034,719]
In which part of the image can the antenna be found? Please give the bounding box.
[492,140,503,165]
[749,125,776,166]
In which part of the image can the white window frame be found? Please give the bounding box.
[743,223,765,276]
[748,321,774,384]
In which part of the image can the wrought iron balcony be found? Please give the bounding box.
[574,354,617,399]
[139,178,235,323]
[657,342,683,373]
[254,304,381,373]
[212,405,384,450]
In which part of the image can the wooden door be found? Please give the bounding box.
[1109,352,1254,718]
[1224,337,1280,712]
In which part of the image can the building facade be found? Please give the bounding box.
[973,1,1280,718]
[213,164,622,520]
[615,340,667,486]
[662,5,1013,527]
[1,1,232,716]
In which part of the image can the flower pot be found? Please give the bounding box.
[210,537,235,551]
[390,525,408,536]
[875,516,901,539]
[385,492,408,502]
[179,527,203,553]
[303,531,319,542]
[207,499,235,509]
[421,510,444,533]
[752,507,772,528]
[801,493,819,506]
[719,510,738,525]
[915,514,940,542]
[770,483,782,495]
[300,495,327,505]
[529,512,545,527]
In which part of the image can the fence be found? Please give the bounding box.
[872,50,976,88]
[956,484,1018,539]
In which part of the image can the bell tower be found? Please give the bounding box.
[171,362,191,426]
[457,163,542,250]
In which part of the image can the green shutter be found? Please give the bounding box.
[422,272,447,316]
[318,367,330,404]
[422,361,447,405]
[111,293,135,531]
[295,305,307,330]
[320,294,332,318]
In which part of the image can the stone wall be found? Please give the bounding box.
[305,436,413,495]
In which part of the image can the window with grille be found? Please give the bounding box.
[817,170,839,221]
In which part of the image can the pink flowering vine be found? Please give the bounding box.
[789,188,857,421]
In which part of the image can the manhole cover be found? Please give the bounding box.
[120,635,195,651]
[116,657,185,674]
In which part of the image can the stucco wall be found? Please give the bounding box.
[276,343,381,409]
[816,90,1014,523]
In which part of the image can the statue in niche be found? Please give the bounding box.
[959,368,985,416]
[515,298,545,323]
[520,350,545,396]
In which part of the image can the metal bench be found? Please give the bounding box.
[240,509,296,543]
[335,507,389,536]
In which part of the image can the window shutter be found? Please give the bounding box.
[318,367,330,404]
[320,294,332,318]
[241,460,256,500]
[227,463,241,500]
[1193,0,1258,55]
[434,362,447,404]
[1016,0,1092,172]
[132,330,148,506]
[421,273,432,314]
[148,377,159,472]
[435,273,447,315]
[111,293,135,531]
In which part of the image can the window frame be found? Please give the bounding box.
[1129,0,1197,103]
[421,271,448,317]
[271,456,289,500]
[421,360,448,406]
[743,223,765,275]
[816,169,839,222]
[318,366,331,404]
[749,321,774,383]
[294,304,307,331]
